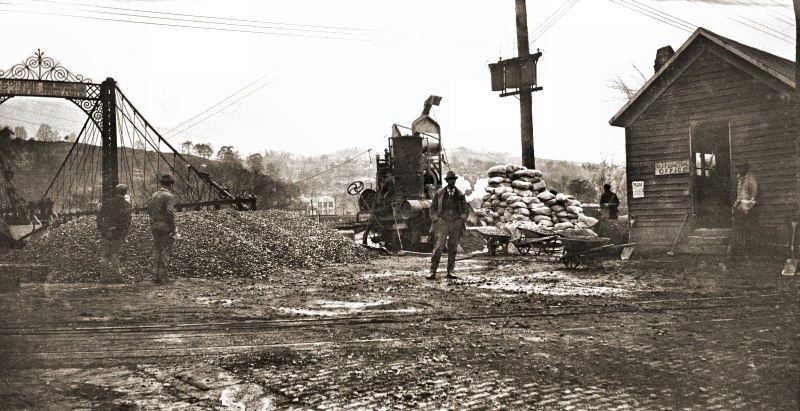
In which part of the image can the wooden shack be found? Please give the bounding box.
[609,28,796,254]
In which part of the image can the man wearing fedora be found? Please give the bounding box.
[96,184,132,282]
[149,174,178,283]
[428,170,469,280]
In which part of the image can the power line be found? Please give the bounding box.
[531,0,582,44]
[0,4,383,42]
[726,0,794,26]
[625,0,696,31]
[293,149,372,185]
[609,0,694,33]
[527,0,576,46]
[164,76,279,140]
[685,0,795,46]
[162,71,277,140]
[23,0,388,34]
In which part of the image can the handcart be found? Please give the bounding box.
[514,227,561,256]
[473,226,513,255]
[559,236,614,268]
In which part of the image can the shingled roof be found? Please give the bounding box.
[609,27,796,127]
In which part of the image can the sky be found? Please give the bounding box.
[0,0,795,165]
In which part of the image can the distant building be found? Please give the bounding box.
[306,195,336,215]
[610,27,796,253]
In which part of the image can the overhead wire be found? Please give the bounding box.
[624,0,696,31]
[608,0,694,33]
[164,76,279,140]
[23,0,389,35]
[685,0,795,46]
[530,0,582,44]
[725,0,794,25]
[293,149,372,185]
[163,72,277,141]
[0,2,386,42]
[527,0,577,47]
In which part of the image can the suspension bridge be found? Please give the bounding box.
[0,50,254,237]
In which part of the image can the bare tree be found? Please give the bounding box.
[608,63,648,101]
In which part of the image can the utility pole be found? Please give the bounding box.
[794,0,799,104]
[515,0,535,169]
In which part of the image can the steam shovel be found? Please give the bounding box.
[782,220,797,276]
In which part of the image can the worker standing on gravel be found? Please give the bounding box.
[428,171,469,280]
[149,174,177,284]
[96,184,132,282]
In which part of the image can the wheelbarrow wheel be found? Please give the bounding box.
[562,256,580,269]
[517,243,531,255]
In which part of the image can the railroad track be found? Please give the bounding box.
[1,291,796,367]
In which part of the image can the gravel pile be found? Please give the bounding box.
[2,210,368,282]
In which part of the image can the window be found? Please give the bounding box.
[695,152,716,177]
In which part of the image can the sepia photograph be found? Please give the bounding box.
[0,0,797,409]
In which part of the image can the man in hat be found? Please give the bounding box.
[733,160,758,254]
[96,184,132,282]
[149,174,177,283]
[428,170,469,280]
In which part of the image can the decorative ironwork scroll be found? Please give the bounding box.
[69,99,103,128]
[0,49,92,83]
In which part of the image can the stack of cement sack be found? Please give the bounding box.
[474,164,600,236]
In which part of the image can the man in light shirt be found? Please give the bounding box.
[733,161,758,254]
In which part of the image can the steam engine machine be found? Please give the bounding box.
[350,96,445,251]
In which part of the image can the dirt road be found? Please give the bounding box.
[1,252,798,410]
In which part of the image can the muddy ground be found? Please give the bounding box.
[0,249,798,410]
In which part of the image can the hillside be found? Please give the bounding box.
[0,139,299,211]
[264,146,614,214]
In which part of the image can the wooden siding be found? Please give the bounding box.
[626,49,797,247]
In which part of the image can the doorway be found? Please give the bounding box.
[691,122,732,228]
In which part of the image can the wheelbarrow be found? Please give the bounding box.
[559,236,615,268]
[513,227,561,256]
[473,226,513,255]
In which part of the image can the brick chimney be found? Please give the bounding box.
[654,46,675,72]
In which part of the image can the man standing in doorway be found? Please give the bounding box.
[96,184,132,282]
[428,171,469,280]
[733,161,758,254]
[599,183,620,220]
[149,174,177,284]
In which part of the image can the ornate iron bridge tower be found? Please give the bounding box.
[0,50,252,225]
[0,50,120,200]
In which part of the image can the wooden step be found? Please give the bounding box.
[684,235,731,246]
[676,243,730,255]
[692,228,733,238]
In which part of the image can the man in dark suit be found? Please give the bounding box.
[428,171,469,280]
[96,184,132,282]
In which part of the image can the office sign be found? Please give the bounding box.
[655,160,690,176]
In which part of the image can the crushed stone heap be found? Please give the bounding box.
[2,210,368,282]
